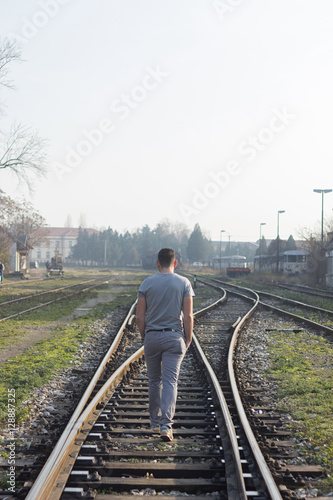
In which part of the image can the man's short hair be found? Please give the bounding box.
[158,248,175,268]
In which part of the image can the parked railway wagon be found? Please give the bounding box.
[213,255,251,276]
[254,250,309,274]
[283,250,308,275]
[226,256,251,277]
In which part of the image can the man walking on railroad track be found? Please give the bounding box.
[136,248,194,442]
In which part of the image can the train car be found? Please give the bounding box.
[283,250,308,275]
[226,255,251,278]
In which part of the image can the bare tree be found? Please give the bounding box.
[64,213,73,227]
[78,213,88,228]
[0,37,48,190]
[297,217,333,284]
[0,123,47,188]
[0,189,48,266]
[0,37,21,91]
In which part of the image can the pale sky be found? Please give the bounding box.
[1,0,333,242]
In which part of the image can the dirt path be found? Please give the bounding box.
[0,291,117,365]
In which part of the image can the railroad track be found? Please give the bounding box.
[0,276,56,290]
[14,280,294,500]
[207,277,330,496]
[211,277,333,334]
[258,282,333,301]
[7,278,328,499]
[0,277,111,322]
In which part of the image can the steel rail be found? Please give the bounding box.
[266,282,333,299]
[223,286,284,500]
[200,278,283,498]
[212,277,333,332]
[192,281,247,499]
[26,288,233,499]
[259,300,333,334]
[0,277,100,306]
[0,278,110,323]
[26,279,284,500]
[0,276,55,290]
[257,290,333,317]
[25,300,138,500]
[27,345,145,500]
[192,333,247,499]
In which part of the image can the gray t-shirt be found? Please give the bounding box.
[138,272,195,333]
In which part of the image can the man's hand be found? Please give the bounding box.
[185,338,192,349]
[183,296,193,350]
[136,297,147,339]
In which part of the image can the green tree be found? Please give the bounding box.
[285,234,297,251]
[255,236,268,256]
[186,223,206,263]
[267,237,286,255]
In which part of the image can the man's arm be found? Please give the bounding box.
[183,295,193,349]
[136,296,146,341]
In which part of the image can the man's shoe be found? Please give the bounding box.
[160,427,173,442]
[151,425,160,434]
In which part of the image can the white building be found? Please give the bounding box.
[30,227,99,264]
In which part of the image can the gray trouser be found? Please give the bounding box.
[144,330,187,429]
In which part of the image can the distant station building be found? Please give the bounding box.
[30,227,99,265]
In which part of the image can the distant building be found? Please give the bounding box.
[30,227,99,264]
[8,234,30,273]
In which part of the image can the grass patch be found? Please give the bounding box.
[0,324,87,425]
[267,329,333,490]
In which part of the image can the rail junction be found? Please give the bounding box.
[2,277,330,499]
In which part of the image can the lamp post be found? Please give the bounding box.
[219,230,225,273]
[313,189,332,246]
[259,222,266,273]
[276,210,285,273]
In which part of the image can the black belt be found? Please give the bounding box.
[146,328,175,333]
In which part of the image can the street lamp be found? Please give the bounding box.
[219,230,225,273]
[313,189,332,245]
[259,222,266,272]
[276,210,285,273]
